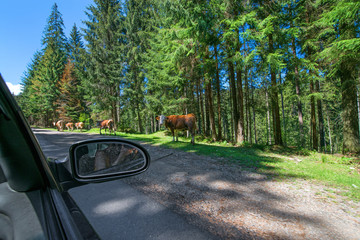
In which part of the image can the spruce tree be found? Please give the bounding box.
[39,3,67,125]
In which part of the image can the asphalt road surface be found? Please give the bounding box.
[34,128,215,240]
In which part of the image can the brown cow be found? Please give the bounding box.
[75,122,84,132]
[156,113,196,144]
[99,119,116,135]
[66,122,74,131]
[54,120,65,132]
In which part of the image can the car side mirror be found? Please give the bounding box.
[69,139,150,183]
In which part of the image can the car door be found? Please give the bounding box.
[0,74,150,239]
[0,73,93,239]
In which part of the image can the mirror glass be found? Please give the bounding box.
[74,141,147,177]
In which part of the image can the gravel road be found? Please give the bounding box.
[124,141,360,240]
[34,129,360,239]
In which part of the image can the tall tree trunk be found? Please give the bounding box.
[248,71,253,143]
[136,103,143,133]
[266,88,272,145]
[269,33,282,145]
[310,78,318,150]
[326,107,333,154]
[214,45,222,141]
[251,84,257,144]
[228,55,239,143]
[204,46,217,140]
[291,15,304,147]
[199,77,205,135]
[184,85,189,138]
[204,78,210,136]
[280,72,286,146]
[229,77,235,142]
[206,77,217,141]
[245,66,252,143]
[236,29,245,144]
[151,114,154,133]
[316,80,325,152]
[196,77,201,134]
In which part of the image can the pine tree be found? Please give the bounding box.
[42,3,68,53]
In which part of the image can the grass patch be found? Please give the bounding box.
[40,127,360,202]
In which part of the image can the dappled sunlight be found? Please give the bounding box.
[123,140,360,239]
[94,198,138,216]
[162,174,336,239]
[93,194,168,217]
[208,180,235,191]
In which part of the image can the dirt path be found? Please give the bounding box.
[124,142,360,240]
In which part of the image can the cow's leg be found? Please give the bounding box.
[171,129,175,141]
[100,128,102,135]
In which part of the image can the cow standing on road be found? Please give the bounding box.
[156,113,196,144]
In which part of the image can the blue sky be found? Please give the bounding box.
[0,0,93,95]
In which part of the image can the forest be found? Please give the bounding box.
[18,0,360,154]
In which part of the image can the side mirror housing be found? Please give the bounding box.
[69,139,150,183]
[48,139,150,191]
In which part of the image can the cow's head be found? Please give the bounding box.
[159,115,167,125]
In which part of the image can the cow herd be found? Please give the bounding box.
[53,113,197,144]
[53,120,84,132]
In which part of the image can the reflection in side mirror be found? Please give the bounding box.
[72,140,149,180]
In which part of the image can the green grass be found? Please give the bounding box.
[41,127,360,201]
